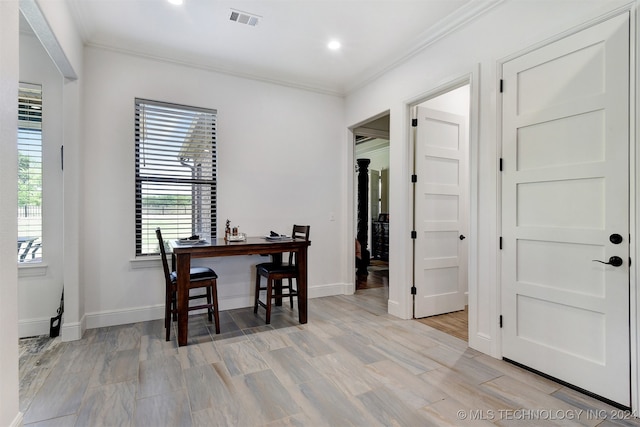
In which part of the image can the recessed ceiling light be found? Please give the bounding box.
[328,40,341,50]
[168,0,183,5]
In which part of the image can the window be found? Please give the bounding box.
[18,83,43,263]
[135,99,217,256]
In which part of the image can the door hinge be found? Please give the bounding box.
[411,286,417,295]
[499,158,503,171]
[411,118,418,127]
[411,230,417,239]
[499,315,503,328]
[411,174,417,183]
[500,79,504,93]
[499,236,503,250]
[60,145,64,171]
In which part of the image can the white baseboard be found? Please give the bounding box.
[308,282,349,298]
[18,317,51,338]
[61,316,85,342]
[388,298,409,319]
[44,283,350,334]
[85,305,165,329]
[469,331,496,357]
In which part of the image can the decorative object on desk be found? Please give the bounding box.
[254,225,310,324]
[265,230,290,241]
[156,228,220,341]
[227,232,246,242]
[176,235,206,245]
[224,219,231,242]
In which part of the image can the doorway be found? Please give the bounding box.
[354,114,390,292]
[412,83,471,341]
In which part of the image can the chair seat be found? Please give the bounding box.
[170,266,218,283]
[256,262,296,275]
[156,227,220,341]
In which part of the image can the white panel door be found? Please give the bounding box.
[501,13,630,406]
[415,106,468,318]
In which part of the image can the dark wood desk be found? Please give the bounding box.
[172,237,311,346]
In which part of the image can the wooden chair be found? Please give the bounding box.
[254,225,310,324]
[156,228,220,341]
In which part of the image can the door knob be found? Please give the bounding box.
[610,234,623,244]
[592,256,623,267]
[459,235,466,240]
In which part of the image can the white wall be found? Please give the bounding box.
[18,32,65,337]
[0,2,21,425]
[420,84,470,117]
[344,0,633,357]
[81,47,347,328]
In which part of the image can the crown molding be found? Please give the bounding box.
[344,0,506,95]
[85,42,345,98]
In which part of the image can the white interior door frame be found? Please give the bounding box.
[496,4,639,410]
[405,68,482,344]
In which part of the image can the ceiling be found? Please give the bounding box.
[46,0,501,95]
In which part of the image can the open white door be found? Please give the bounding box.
[501,13,630,406]
[414,106,468,318]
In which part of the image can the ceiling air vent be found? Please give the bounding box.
[229,9,260,27]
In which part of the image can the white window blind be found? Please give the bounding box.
[17,82,43,263]
[135,99,217,256]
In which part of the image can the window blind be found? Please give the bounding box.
[135,99,217,256]
[18,82,43,262]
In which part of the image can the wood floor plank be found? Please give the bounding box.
[75,380,136,426]
[416,306,469,341]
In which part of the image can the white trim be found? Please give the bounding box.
[308,282,350,299]
[61,315,84,342]
[387,298,402,318]
[129,256,161,269]
[354,128,389,141]
[17,262,48,277]
[19,0,77,80]
[82,282,347,330]
[346,0,505,94]
[85,305,165,329]
[18,316,51,337]
[467,63,491,356]
[85,44,344,98]
[9,412,23,427]
[631,0,639,412]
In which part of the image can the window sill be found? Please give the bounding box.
[18,262,48,277]
[130,256,161,269]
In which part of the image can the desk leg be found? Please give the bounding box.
[297,247,308,324]
[176,253,191,346]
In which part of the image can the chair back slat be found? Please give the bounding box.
[289,225,310,265]
[155,228,172,284]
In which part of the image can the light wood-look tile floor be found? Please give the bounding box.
[416,306,469,342]
[19,288,640,426]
